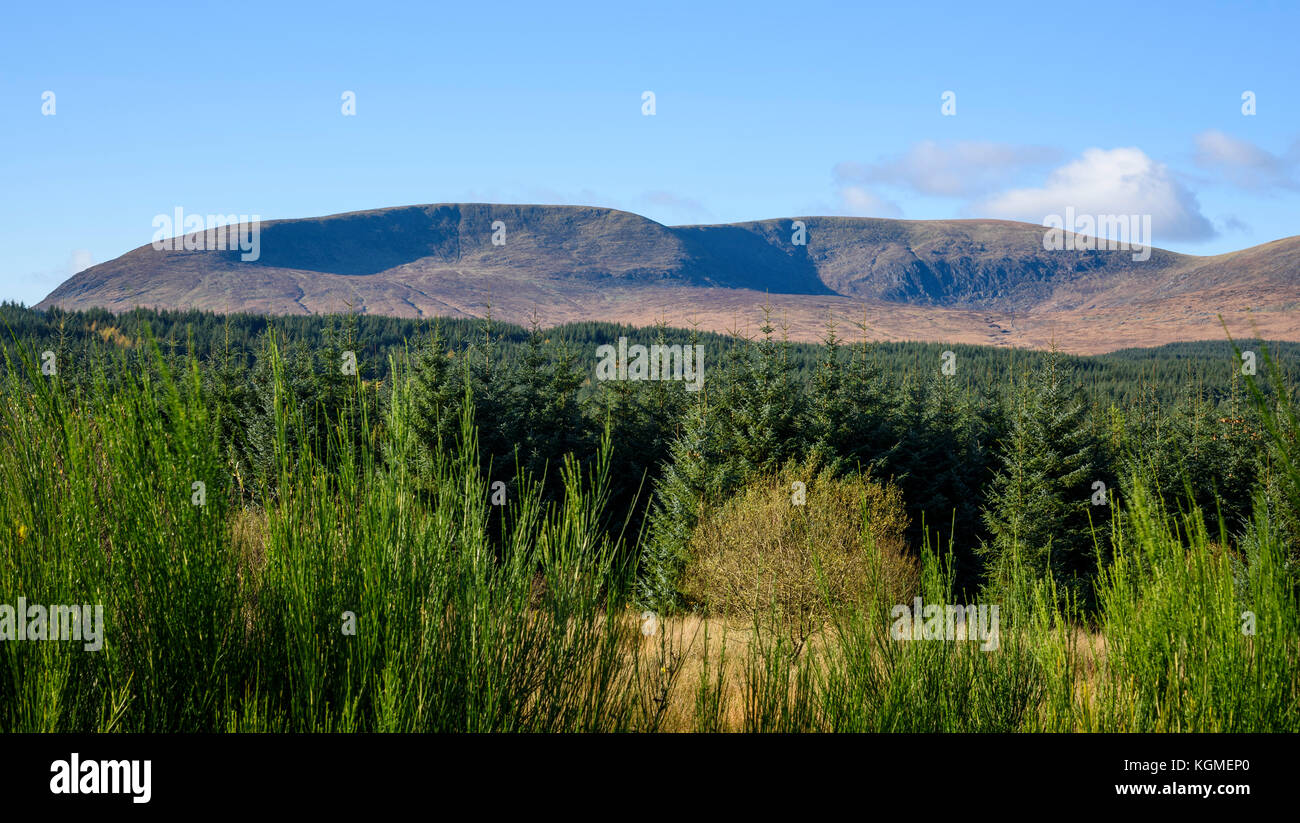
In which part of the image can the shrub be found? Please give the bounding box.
[682,461,917,648]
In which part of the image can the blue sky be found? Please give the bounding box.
[2,0,1297,306]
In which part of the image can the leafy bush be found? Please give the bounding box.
[681,461,917,647]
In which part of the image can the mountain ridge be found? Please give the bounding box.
[36,203,1300,354]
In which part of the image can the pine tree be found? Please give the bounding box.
[593,322,691,542]
[807,315,853,473]
[461,307,512,475]
[242,330,322,488]
[981,350,1102,609]
[637,393,720,610]
[716,307,805,480]
[837,326,896,475]
[1172,378,1257,536]
[408,321,461,466]
[889,372,990,594]
[206,317,253,497]
[1117,378,1180,497]
[502,322,588,495]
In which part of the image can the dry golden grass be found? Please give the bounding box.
[631,613,1117,732]
[629,612,754,732]
[221,506,1128,732]
[231,505,269,579]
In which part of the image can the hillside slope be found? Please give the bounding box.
[36,203,1300,354]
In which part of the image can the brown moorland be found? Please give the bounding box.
[37,203,1300,354]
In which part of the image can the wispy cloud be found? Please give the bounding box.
[835,186,903,218]
[834,140,1060,198]
[1220,214,1251,234]
[39,249,93,285]
[640,190,713,222]
[23,249,93,305]
[1193,130,1300,192]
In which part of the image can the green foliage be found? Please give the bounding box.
[981,350,1105,610]
[638,397,720,611]
[713,310,805,480]
[806,318,895,476]
[2,304,1297,732]
[0,334,679,732]
[0,329,238,731]
[1085,478,1299,731]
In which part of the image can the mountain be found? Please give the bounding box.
[35,203,1300,354]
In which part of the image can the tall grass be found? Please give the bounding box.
[0,337,237,731]
[720,490,1297,732]
[1082,482,1299,731]
[0,333,1296,732]
[731,533,1045,733]
[0,335,673,732]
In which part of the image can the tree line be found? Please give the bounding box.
[5,302,1294,614]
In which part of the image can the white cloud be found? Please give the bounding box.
[975,147,1216,242]
[835,186,903,218]
[834,141,1059,198]
[1193,130,1299,192]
